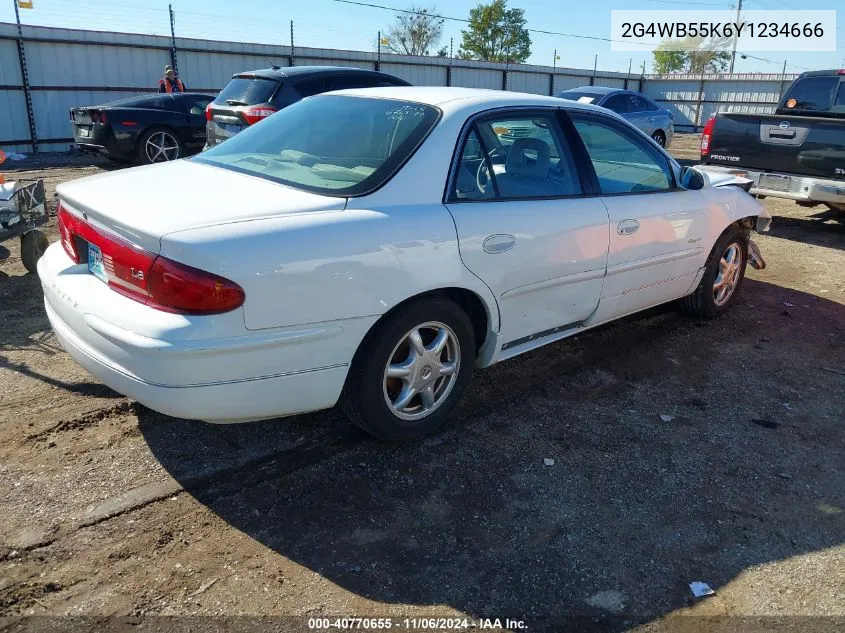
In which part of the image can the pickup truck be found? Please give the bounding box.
[698,69,845,212]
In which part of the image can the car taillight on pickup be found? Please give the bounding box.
[701,116,716,157]
[56,203,245,315]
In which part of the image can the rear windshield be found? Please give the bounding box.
[194,95,440,196]
[557,90,604,104]
[781,76,845,113]
[216,76,280,106]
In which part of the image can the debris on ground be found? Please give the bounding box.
[187,577,218,598]
[751,419,779,429]
[659,414,675,422]
[689,581,715,598]
[543,458,555,467]
[585,589,626,614]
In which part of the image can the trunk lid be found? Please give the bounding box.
[56,159,346,253]
[707,112,845,179]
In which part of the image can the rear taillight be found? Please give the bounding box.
[701,116,716,156]
[147,257,245,315]
[242,105,277,125]
[205,102,213,121]
[55,202,245,315]
[57,204,79,263]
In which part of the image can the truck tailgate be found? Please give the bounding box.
[707,113,845,179]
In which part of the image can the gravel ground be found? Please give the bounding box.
[0,137,843,632]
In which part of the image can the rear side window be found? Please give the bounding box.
[602,94,628,114]
[326,75,379,91]
[450,112,581,201]
[217,76,280,105]
[781,76,839,112]
[571,115,672,194]
[294,78,327,98]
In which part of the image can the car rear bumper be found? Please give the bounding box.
[698,165,845,205]
[37,243,362,423]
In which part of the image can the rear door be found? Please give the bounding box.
[569,111,711,313]
[624,93,656,136]
[206,75,281,146]
[444,108,609,350]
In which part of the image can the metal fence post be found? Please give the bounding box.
[168,4,178,75]
[289,20,295,66]
[13,0,37,153]
[694,78,705,129]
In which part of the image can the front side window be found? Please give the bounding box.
[195,95,439,196]
[571,116,672,194]
[450,112,581,201]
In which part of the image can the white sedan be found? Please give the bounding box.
[39,87,771,441]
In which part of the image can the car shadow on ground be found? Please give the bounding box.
[766,206,844,251]
[139,279,844,630]
[0,269,124,398]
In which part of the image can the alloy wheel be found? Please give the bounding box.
[713,242,743,306]
[145,132,180,163]
[382,321,461,422]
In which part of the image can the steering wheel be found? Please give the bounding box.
[475,147,507,195]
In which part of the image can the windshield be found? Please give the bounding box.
[195,95,441,196]
[557,90,604,104]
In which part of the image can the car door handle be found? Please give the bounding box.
[482,234,516,254]
[617,219,640,235]
[648,117,655,122]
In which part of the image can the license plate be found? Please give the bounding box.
[759,173,791,192]
[87,242,107,282]
[79,127,90,138]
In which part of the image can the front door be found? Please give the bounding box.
[569,112,711,313]
[444,109,609,349]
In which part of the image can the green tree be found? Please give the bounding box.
[651,36,732,74]
[384,6,445,56]
[652,47,686,74]
[458,0,531,64]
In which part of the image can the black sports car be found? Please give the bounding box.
[70,92,214,164]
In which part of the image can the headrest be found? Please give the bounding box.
[505,137,550,178]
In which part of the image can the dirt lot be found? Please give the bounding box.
[0,136,843,631]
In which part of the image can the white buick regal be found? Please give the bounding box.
[39,87,771,440]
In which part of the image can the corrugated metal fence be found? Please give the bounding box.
[0,22,799,154]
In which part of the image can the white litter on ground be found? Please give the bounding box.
[689,581,715,597]
[543,458,555,467]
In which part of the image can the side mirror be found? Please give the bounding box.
[680,166,705,190]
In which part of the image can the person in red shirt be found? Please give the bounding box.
[158,65,185,93]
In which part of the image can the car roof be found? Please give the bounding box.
[236,65,397,79]
[559,86,620,95]
[318,86,616,116]
[798,69,845,78]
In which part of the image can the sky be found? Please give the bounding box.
[1,0,843,75]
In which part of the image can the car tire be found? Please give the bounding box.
[137,127,183,165]
[342,297,476,442]
[651,130,666,147]
[680,225,749,318]
[20,229,49,274]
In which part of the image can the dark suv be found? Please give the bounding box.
[205,66,411,147]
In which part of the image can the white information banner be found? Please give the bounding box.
[610,10,837,52]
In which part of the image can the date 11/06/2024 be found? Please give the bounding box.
[307,617,528,630]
